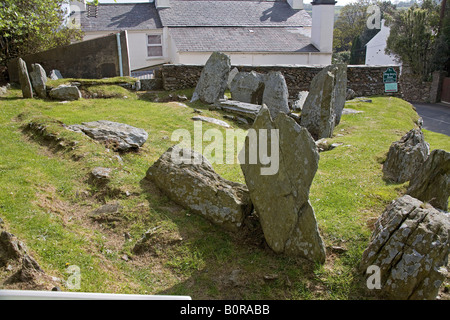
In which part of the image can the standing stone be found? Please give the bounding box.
[293,91,308,112]
[17,58,33,98]
[240,105,326,263]
[333,64,347,126]
[300,64,346,140]
[227,67,239,90]
[407,149,449,211]
[29,63,47,99]
[261,71,290,119]
[382,129,430,183]
[49,69,63,80]
[146,145,253,231]
[360,195,449,300]
[230,71,265,104]
[191,52,231,104]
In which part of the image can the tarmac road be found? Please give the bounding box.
[412,103,450,137]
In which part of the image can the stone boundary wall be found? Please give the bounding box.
[161,64,435,101]
[7,31,130,83]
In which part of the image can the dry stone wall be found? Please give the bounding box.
[161,64,405,100]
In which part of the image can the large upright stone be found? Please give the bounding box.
[407,149,449,211]
[300,64,347,140]
[333,64,347,126]
[240,105,326,263]
[191,52,231,104]
[146,145,253,231]
[17,58,33,99]
[230,71,265,104]
[261,71,290,119]
[382,129,430,183]
[360,195,449,300]
[29,63,47,99]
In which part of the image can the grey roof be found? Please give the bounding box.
[158,0,312,27]
[80,3,162,32]
[169,27,318,52]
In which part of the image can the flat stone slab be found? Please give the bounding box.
[218,100,261,120]
[67,120,148,152]
[192,115,231,128]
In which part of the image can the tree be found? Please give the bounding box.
[333,1,370,53]
[385,0,442,80]
[0,0,83,66]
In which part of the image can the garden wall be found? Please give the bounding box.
[160,64,440,102]
[7,31,130,83]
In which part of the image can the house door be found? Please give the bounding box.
[441,77,450,104]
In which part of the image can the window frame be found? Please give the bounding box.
[146,33,164,59]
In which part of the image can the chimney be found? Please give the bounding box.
[311,0,337,53]
[155,0,170,9]
[287,0,304,10]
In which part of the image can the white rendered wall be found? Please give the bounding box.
[176,52,331,66]
[83,30,169,71]
[365,20,400,66]
[311,4,335,53]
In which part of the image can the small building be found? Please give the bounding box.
[365,19,400,66]
[72,0,336,73]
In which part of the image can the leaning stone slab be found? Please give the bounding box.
[67,120,148,152]
[240,105,326,263]
[49,85,81,101]
[407,149,449,211]
[192,115,231,128]
[191,52,231,104]
[17,58,33,98]
[29,63,47,99]
[360,195,449,300]
[146,145,253,231]
[382,129,430,183]
[218,100,261,121]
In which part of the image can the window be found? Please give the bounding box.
[147,34,163,58]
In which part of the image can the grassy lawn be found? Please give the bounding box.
[0,86,448,299]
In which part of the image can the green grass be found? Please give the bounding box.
[0,88,448,299]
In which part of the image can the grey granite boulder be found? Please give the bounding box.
[17,58,33,99]
[382,129,430,183]
[146,145,253,231]
[49,85,81,101]
[407,149,449,211]
[29,63,47,99]
[191,52,231,104]
[67,120,148,152]
[360,195,449,300]
[240,105,326,263]
[261,71,290,119]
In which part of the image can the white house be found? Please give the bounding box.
[72,0,336,72]
[365,19,400,66]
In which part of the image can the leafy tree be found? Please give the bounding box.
[350,35,365,64]
[385,0,442,79]
[0,0,83,66]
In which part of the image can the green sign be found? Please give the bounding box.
[383,67,397,83]
[385,82,398,93]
